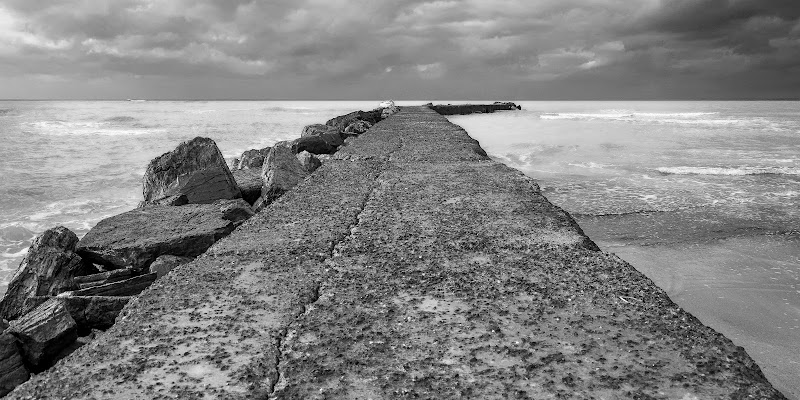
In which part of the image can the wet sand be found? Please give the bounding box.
[591,234,800,400]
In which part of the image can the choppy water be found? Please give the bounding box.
[449,101,800,399]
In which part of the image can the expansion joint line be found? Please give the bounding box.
[266,118,405,399]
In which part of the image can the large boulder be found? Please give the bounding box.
[232,168,263,205]
[142,137,241,205]
[261,144,309,203]
[0,332,29,396]
[301,124,332,137]
[8,298,77,372]
[325,110,382,131]
[296,151,321,173]
[0,227,95,321]
[235,148,270,170]
[76,201,252,270]
[292,133,341,155]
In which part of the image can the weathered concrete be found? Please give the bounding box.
[7,107,784,399]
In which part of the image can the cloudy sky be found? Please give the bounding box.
[1,0,798,100]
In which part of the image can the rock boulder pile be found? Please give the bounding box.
[0,101,398,396]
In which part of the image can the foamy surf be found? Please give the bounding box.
[656,166,800,176]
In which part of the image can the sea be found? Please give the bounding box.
[0,100,798,398]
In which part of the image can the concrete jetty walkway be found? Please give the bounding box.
[9,107,783,399]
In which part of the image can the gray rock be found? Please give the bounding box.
[343,120,372,134]
[236,148,270,170]
[73,269,134,290]
[8,298,77,371]
[149,255,193,279]
[149,194,188,207]
[232,168,263,205]
[72,274,157,297]
[292,133,341,155]
[23,296,132,333]
[215,199,254,226]
[0,332,29,396]
[76,203,243,270]
[326,110,382,130]
[0,227,95,321]
[261,144,309,203]
[301,124,332,137]
[142,137,241,205]
[296,151,322,173]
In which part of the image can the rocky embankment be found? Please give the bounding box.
[0,101,400,397]
[0,102,786,399]
[429,101,522,115]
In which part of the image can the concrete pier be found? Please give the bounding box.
[8,107,784,399]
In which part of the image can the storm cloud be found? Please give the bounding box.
[0,0,798,99]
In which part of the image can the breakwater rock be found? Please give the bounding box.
[430,101,522,115]
[1,106,785,399]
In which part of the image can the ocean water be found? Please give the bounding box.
[1,100,798,397]
[448,101,800,399]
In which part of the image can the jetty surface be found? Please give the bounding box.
[8,106,783,399]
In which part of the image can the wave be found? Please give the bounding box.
[0,108,15,116]
[656,166,800,176]
[567,162,615,170]
[537,110,770,128]
[24,120,165,136]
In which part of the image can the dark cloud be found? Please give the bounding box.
[0,0,798,99]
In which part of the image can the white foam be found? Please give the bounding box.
[567,162,615,170]
[24,120,165,136]
[656,166,800,176]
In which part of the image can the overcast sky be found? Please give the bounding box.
[1,0,798,100]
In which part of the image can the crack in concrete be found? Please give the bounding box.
[266,113,406,399]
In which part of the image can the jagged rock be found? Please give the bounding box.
[142,137,241,205]
[236,148,270,170]
[296,151,322,173]
[326,110,382,131]
[292,133,341,155]
[149,255,193,279]
[301,124,332,137]
[0,227,95,321]
[76,203,247,270]
[216,199,254,227]
[232,168,263,205]
[72,274,157,297]
[344,120,372,134]
[73,269,134,290]
[8,299,77,371]
[23,296,132,333]
[228,157,240,171]
[0,332,29,396]
[261,144,309,203]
